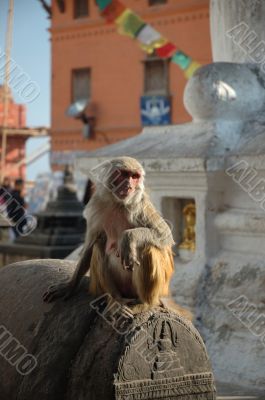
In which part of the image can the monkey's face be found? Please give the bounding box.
[109,169,142,201]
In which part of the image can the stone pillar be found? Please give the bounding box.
[210,0,265,65]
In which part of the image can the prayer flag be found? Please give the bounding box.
[115,9,145,38]
[136,24,162,45]
[140,37,167,54]
[171,51,191,69]
[96,0,112,11]
[101,0,126,23]
[136,24,165,54]
[184,61,201,78]
[156,42,177,58]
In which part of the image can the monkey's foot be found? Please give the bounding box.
[43,282,75,303]
[120,238,140,271]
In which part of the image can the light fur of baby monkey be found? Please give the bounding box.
[43,157,191,320]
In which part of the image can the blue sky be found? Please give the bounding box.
[0,0,51,180]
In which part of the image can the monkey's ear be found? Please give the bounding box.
[89,160,113,185]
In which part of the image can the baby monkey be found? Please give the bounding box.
[43,157,180,309]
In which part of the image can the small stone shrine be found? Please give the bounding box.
[0,167,85,265]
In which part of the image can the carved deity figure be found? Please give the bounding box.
[179,203,196,252]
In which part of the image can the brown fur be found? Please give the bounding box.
[89,244,174,306]
[89,243,106,295]
[133,245,174,305]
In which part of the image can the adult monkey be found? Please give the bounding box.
[44,157,185,312]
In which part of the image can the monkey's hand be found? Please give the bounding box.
[43,281,76,303]
[120,230,140,271]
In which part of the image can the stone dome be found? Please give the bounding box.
[184,62,265,122]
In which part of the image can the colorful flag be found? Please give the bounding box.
[171,50,191,69]
[136,24,162,46]
[115,9,146,38]
[156,42,177,58]
[140,38,167,54]
[184,61,201,78]
[101,0,126,23]
[136,25,166,54]
[96,0,112,12]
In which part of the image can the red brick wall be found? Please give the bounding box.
[0,96,27,180]
[0,102,26,129]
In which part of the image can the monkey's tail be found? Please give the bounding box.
[133,246,174,306]
[89,243,106,295]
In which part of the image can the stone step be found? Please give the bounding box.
[216,382,264,400]
[217,397,263,400]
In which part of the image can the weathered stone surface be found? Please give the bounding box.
[0,260,216,400]
[0,259,75,398]
[197,251,265,395]
[210,0,265,65]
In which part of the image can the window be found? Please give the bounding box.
[148,0,167,6]
[72,68,91,102]
[74,0,89,19]
[144,58,169,95]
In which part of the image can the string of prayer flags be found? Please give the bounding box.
[100,0,126,23]
[115,9,145,38]
[95,0,202,79]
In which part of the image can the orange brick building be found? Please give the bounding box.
[50,0,212,168]
[0,86,47,180]
[0,88,26,128]
[0,87,27,180]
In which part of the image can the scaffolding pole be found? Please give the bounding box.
[0,0,14,181]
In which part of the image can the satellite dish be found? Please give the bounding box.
[66,98,88,118]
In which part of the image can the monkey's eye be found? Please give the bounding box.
[118,170,141,180]
[132,173,141,180]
